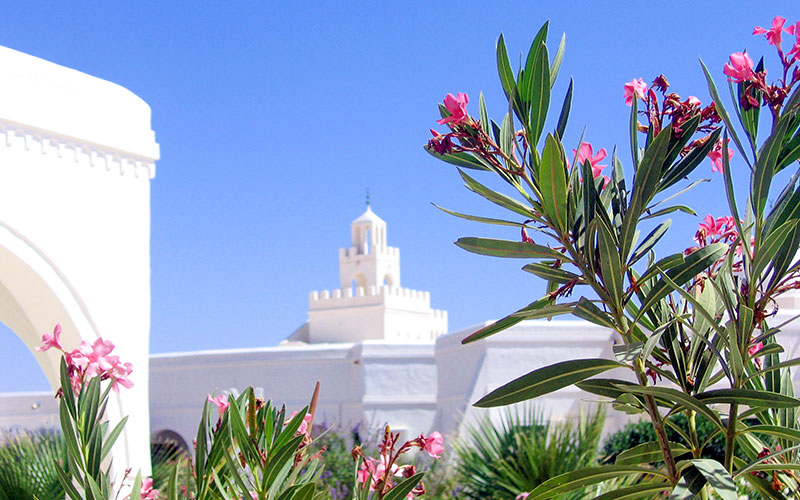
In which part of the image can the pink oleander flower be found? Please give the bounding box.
[749,341,764,369]
[624,78,648,106]
[723,52,755,83]
[72,338,117,378]
[35,323,63,352]
[358,456,400,491]
[698,215,724,239]
[686,95,701,106]
[207,394,229,417]
[140,477,160,500]
[419,431,444,459]
[516,493,530,500]
[708,139,734,173]
[753,16,791,47]
[111,361,134,393]
[287,411,313,436]
[436,93,470,125]
[574,142,608,177]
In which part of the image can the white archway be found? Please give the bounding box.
[0,46,159,475]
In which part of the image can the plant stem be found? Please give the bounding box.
[724,403,738,472]
[635,366,679,483]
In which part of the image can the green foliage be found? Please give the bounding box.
[0,428,66,500]
[427,16,800,498]
[168,387,328,500]
[451,406,606,499]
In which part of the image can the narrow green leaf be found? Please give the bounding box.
[424,147,491,171]
[462,309,528,344]
[637,243,727,317]
[592,481,671,500]
[613,343,643,364]
[496,34,515,101]
[527,465,665,500]
[572,297,616,329]
[576,378,638,400]
[629,95,639,170]
[752,114,791,218]
[510,300,577,320]
[499,111,515,160]
[455,237,567,260]
[753,219,797,279]
[527,42,550,144]
[478,92,490,135]
[100,415,128,461]
[629,220,671,265]
[619,385,725,431]
[382,473,425,500]
[522,262,580,283]
[432,203,534,228]
[616,440,690,465]
[549,33,566,88]
[539,134,568,231]
[474,358,625,407]
[597,217,623,305]
[459,169,539,219]
[554,77,572,139]
[694,388,800,408]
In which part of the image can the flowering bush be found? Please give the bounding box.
[351,426,442,500]
[426,16,800,499]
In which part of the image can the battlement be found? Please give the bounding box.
[309,285,433,309]
[339,245,399,259]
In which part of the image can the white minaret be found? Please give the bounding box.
[306,205,447,343]
[339,205,400,291]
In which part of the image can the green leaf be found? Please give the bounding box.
[629,219,671,265]
[620,124,672,258]
[613,343,643,364]
[549,32,566,88]
[459,169,539,219]
[740,424,800,443]
[522,262,580,283]
[572,297,616,329]
[100,415,128,461]
[637,243,727,317]
[640,205,696,220]
[555,77,572,139]
[510,300,577,320]
[694,388,800,408]
[576,378,638,399]
[615,440,690,465]
[462,308,529,344]
[455,237,567,260]
[690,459,738,500]
[432,203,534,228]
[539,134,568,231]
[499,111,515,160]
[382,473,425,500]
[474,358,625,407]
[424,147,491,171]
[619,385,725,432]
[597,217,623,305]
[630,95,639,170]
[478,92,490,135]
[496,33,516,101]
[753,219,797,279]
[592,481,671,500]
[752,113,791,218]
[526,465,665,500]
[526,42,550,144]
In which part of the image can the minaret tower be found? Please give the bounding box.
[339,204,400,291]
[306,204,447,343]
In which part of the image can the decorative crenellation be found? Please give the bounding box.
[0,120,156,179]
[310,285,430,307]
[339,245,399,259]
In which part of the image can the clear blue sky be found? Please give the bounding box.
[0,1,797,391]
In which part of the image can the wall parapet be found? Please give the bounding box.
[309,285,432,309]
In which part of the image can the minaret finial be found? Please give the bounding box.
[366,188,370,207]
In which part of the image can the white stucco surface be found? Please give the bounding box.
[0,46,158,475]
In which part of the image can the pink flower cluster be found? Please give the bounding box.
[139,477,160,500]
[753,16,800,60]
[708,138,735,173]
[36,324,133,394]
[354,429,443,498]
[436,93,470,126]
[573,142,609,188]
[207,393,229,417]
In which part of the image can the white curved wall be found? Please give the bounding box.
[0,46,158,475]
